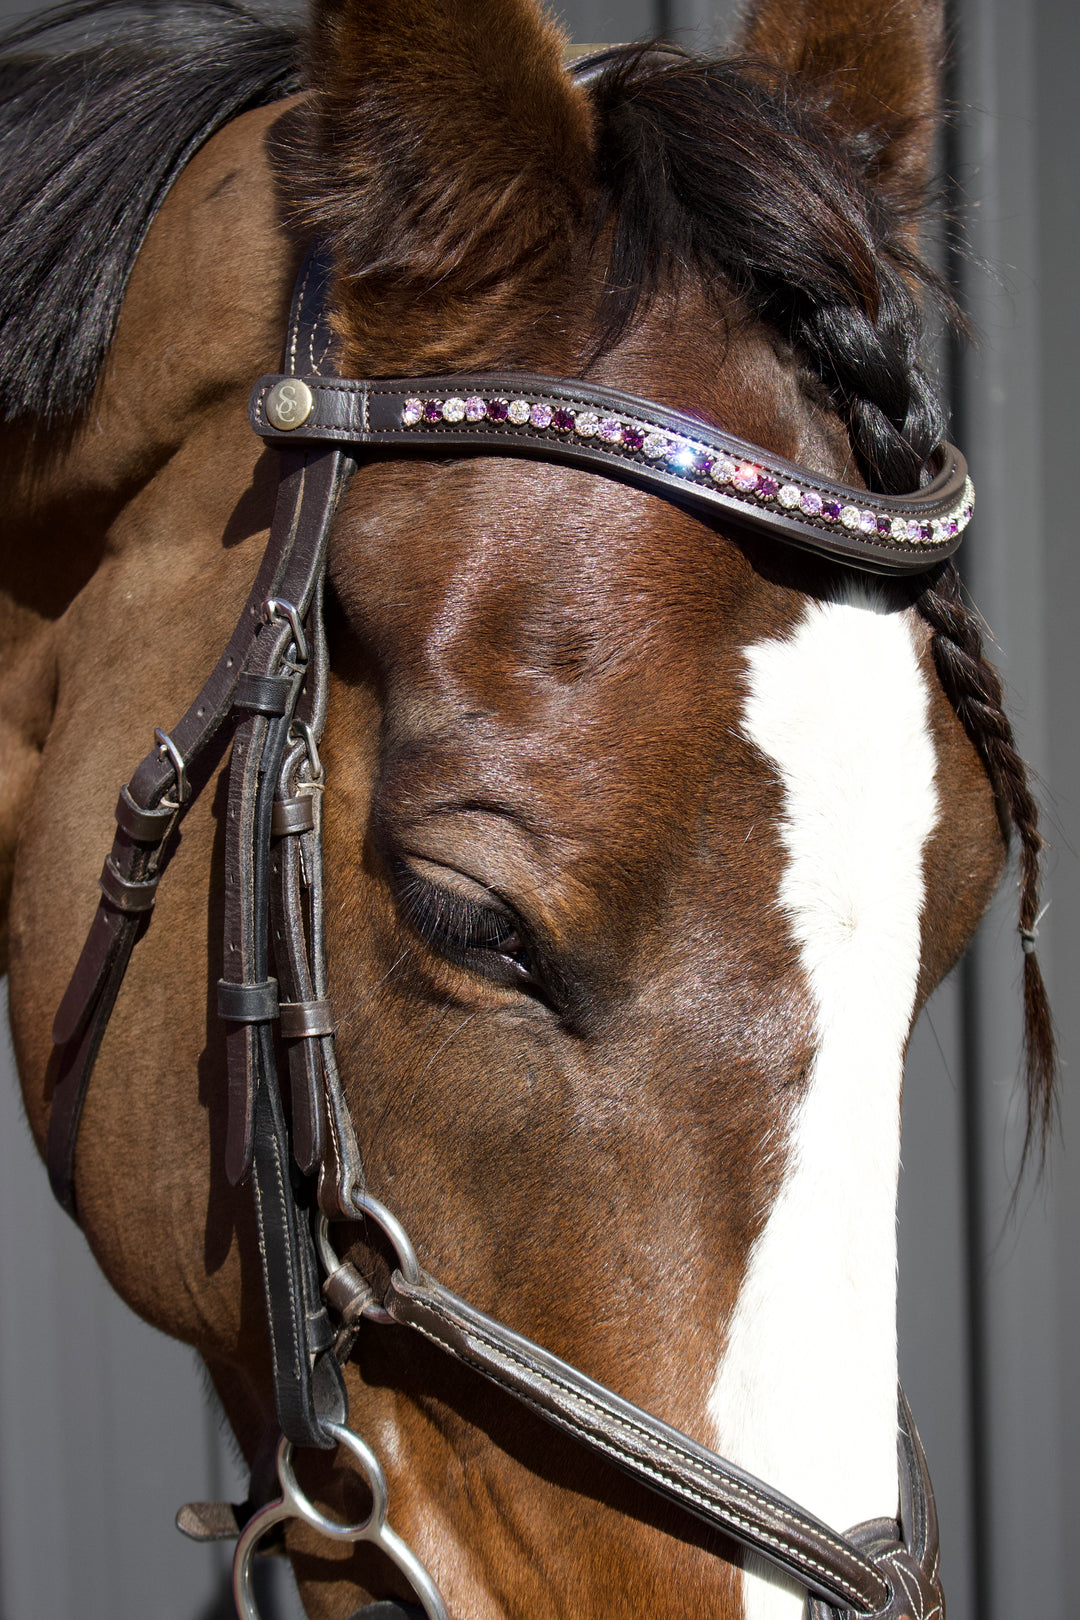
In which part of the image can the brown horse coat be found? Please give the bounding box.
[0,2,1020,1615]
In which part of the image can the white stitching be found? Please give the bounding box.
[396,1289,886,1610]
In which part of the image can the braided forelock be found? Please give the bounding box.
[591,45,1056,1166]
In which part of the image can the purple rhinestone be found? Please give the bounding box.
[858,510,877,534]
[876,515,892,536]
[756,475,779,500]
[530,403,553,429]
[465,395,486,422]
[486,398,509,422]
[423,400,443,423]
[945,517,958,537]
[799,490,823,517]
[920,521,934,542]
[907,520,923,542]
[598,417,622,443]
[551,408,575,432]
[621,426,645,451]
[822,499,842,522]
[693,452,715,477]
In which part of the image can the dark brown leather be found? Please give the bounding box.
[384,1267,892,1612]
[47,448,323,1213]
[809,1394,943,1619]
[46,238,346,1217]
[249,370,971,576]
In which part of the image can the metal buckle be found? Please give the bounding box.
[232,1427,449,1620]
[318,1202,420,1326]
[293,717,323,782]
[263,597,309,666]
[154,727,188,809]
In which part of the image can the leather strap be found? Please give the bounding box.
[809,1392,944,1620]
[383,1267,893,1612]
[249,371,972,576]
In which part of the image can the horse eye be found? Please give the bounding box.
[392,861,534,982]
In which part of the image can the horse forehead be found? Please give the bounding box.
[340,458,800,693]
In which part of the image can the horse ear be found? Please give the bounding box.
[289,0,595,372]
[736,0,944,220]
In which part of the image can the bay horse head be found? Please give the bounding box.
[0,0,1054,1617]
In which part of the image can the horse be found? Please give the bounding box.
[0,0,1055,1616]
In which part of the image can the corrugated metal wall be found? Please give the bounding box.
[1,1,1076,1615]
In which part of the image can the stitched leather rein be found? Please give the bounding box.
[48,243,951,1620]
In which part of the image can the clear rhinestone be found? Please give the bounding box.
[644,432,670,459]
[840,504,860,530]
[858,510,877,534]
[508,400,530,425]
[465,395,486,421]
[576,411,600,437]
[402,398,423,426]
[931,518,944,542]
[530,403,553,429]
[668,442,698,472]
[890,515,908,539]
[799,489,823,517]
[710,457,737,484]
[778,483,801,509]
[599,417,623,442]
[442,397,466,422]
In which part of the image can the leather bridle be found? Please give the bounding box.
[48,242,952,1620]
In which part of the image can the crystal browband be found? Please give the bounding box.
[250,370,973,576]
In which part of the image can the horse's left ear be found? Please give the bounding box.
[283,0,595,373]
[737,0,944,226]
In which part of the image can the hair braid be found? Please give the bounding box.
[594,46,1057,1168]
[916,561,1057,1169]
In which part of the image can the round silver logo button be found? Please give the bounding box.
[265,377,314,431]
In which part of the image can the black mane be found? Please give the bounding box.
[0,0,300,426]
[587,46,950,499]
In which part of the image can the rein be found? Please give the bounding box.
[47,243,950,1620]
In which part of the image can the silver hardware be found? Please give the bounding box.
[293,717,323,782]
[232,1427,449,1620]
[264,376,314,432]
[263,598,308,665]
[315,1213,341,1278]
[352,1192,422,1286]
[154,727,187,808]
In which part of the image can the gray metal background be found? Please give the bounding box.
[1,1,1076,1616]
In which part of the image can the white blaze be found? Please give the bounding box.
[707,593,938,1620]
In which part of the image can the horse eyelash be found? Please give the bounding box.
[393,868,531,969]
